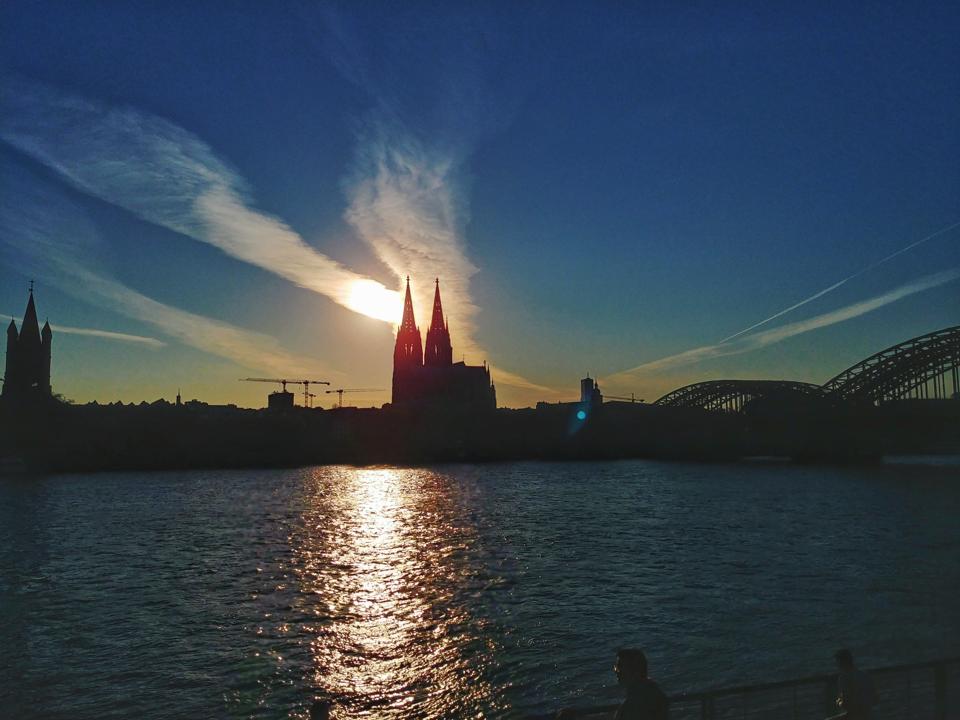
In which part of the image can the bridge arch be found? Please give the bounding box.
[654,380,824,413]
[822,325,960,403]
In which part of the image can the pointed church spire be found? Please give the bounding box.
[393,276,423,379]
[399,276,418,334]
[20,285,41,345]
[429,278,446,331]
[424,278,453,367]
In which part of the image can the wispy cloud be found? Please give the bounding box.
[0,75,553,396]
[606,267,960,385]
[321,6,558,396]
[0,168,333,378]
[0,76,400,322]
[346,129,477,349]
[344,121,555,396]
[720,220,960,342]
[71,266,330,378]
[1,314,165,348]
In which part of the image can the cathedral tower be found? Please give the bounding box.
[392,277,423,404]
[390,276,496,412]
[424,279,453,367]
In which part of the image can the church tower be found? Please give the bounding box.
[2,285,52,399]
[392,277,423,404]
[424,279,453,367]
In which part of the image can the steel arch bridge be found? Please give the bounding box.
[653,326,960,412]
[821,325,960,403]
[653,380,824,412]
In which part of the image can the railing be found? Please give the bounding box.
[543,657,960,720]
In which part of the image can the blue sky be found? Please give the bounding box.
[1,2,958,407]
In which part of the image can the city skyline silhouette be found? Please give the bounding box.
[2,6,960,719]
[1,4,958,409]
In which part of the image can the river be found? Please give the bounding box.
[1,459,958,718]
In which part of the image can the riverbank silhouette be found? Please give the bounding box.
[1,394,957,473]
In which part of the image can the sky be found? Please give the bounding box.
[1,2,958,408]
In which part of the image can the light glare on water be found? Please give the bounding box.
[1,460,958,719]
[292,467,503,717]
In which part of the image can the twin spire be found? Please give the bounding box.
[394,277,453,369]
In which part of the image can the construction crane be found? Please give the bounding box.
[298,379,331,407]
[324,388,383,409]
[240,378,330,407]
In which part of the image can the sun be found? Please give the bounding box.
[346,279,402,324]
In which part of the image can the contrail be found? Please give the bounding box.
[1,314,165,348]
[52,325,165,347]
[605,266,960,384]
[720,220,960,343]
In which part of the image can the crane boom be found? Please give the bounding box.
[324,388,383,408]
[240,377,329,405]
[241,377,298,392]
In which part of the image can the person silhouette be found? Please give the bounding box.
[613,648,669,720]
[834,649,878,720]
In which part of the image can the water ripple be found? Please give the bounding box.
[1,460,958,718]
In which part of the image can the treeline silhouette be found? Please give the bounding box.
[1,395,957,473]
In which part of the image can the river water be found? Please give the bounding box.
[1,459,958,719]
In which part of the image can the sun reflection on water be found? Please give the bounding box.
[291,466,505,718]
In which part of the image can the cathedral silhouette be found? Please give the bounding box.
[392,278,496,411]
[3,286,52,400]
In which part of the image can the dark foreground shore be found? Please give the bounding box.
[538,655,960,720]
[2,396,957,473]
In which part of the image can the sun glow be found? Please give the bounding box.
[345,279,402,323]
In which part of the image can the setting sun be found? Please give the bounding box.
[346,279,403,324]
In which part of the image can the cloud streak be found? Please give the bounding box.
[343,120,554,395]
[1,314,165,348]
[720,220,960,342]
[346,129,476,348]
[322,5,559,396]
[606,267,960,384]
[0,76,400,322]
[0,168,333,378]
[0,75,553,395]
[71,266,331,378]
